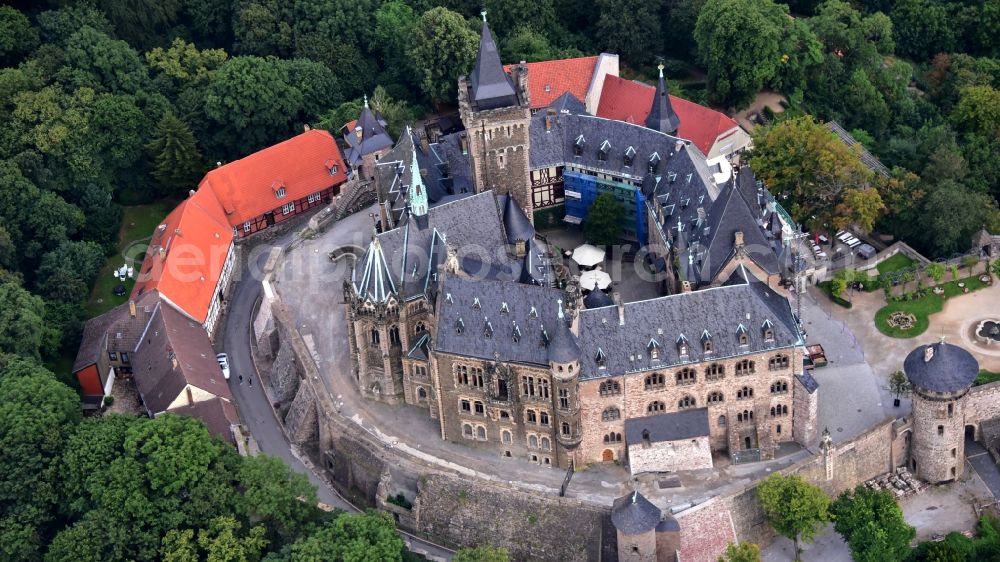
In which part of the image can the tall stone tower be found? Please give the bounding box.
[458,12,533,221]
[612,490,677,562]
[548,299,583,466]
[904,340,980,483]
[645,63,681,137]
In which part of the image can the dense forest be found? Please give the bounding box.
[0,0,996,558]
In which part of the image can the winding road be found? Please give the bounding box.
[222,226,453,560]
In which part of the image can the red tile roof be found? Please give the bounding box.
[198,129,348,226]
[504,56,599,109]
[596,75,740,155]
[130,188,233,323]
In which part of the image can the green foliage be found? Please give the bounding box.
[146,38,229,90]
[62,27,150,94]
[583,192,626,247]
[830,486,914,562]
[888,370,911,398]
[454,545,511,562]
[0,274,53,360]
[951,86,1000,138]
[757,474,829,559]
[238,454,321,544]
[289,510,404,562]
[926,263,946,284]
[830,276,848,299]
[34,241,107,304]
[0,7,38,66]
[596,0,662,65]
[408,7,478,103]
[718,541,761,562]
[147,113,205,198]
[891,0,955,60]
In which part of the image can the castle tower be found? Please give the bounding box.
[458,11,533,220]
[408,139,428,218]
[904,340,980,483]
[645,64,681,137]
[548,299,583,465]
[347,234,405,404]
[612,491,661,562]
[344,94,394,181]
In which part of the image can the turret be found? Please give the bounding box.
[547,299,580,379]
[612,491,661,562]
[645,64,681,136]
[408,134,428,218]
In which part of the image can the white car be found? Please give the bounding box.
[216,353,230,380]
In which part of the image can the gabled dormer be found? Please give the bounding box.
[595,347,607,369]
[272,180,286,199]
[648,152,660,173]
[598,140,611,162]
[676,334,689,357]
[574,134,586,157]
[647,338,662,361]
[736,323,749,346]
[701,329,713,353]
[761,319,774,342]
[484,317,494,338]
[624,146,635,167]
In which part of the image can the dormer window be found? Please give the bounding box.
[647,338,661,360]
[472,297,481,310]
[737,324,749,346]
[500,302,509,314]
[762,319,774,342]
[325,158,339,176]
[648,152,660,173]
[574,135,585,157]
[456,317,465,334]
[595,348,607,368]
[529,306,537,318]
[598,140,610,162]
[512,322,521,343]
[676,334,689,357]
[624,146,635,167]
[484,318,493,338]
[272,180,286,199]
[701,330,713,353]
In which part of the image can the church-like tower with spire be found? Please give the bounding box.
[458,11,534,224]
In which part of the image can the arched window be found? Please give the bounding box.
[389,325,400,346]
[540,437,551,451]
[463,424,473,437]
[603,432,622,444]
[718,415,727,426]
[370,328,380,345]
[676,368,696,385]
[602,407,621,421]
[526,409,537,424]
[647,401,666,413]
[539,378,550,399]
[678,395,696,409]
[770,380,789,394]
[417,387,427,401]
[476,426,486,440]
[737,386,754,400]
[737,410,754,422]
[645,372,665,390]
[705,363,724,380]
[735,360,755,376]
[415,321,427,334]
[600,381,622,396]
[529,434,538,448]
[539,411,550,426]
[707,391,724,404]
[502,430,512,444]
[561,422,571,436]
[769,354,789,371]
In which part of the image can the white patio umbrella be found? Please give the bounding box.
[579,268,612,290]
[572,244,606,268]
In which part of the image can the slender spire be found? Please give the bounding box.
[469,13,516,108]
[353,233,396,303]
[409,133,428,217]
[363,93,369,108]
[645,63,681,135]
[481,9,487,22]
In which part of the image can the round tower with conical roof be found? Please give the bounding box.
[549,299,583,462]
[612,490,662,562]
[904,339,980,483]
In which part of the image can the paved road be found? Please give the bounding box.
[222,225,453,560]
[966,437,1000,499]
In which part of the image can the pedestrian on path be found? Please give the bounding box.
[248,377,252,387]
[239,374,243,383]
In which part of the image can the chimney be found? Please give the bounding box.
[170,354,178,370]
[159,246,166,260]
[303,123,311,132]
[129,300,136,317]
[186,387,194,405]
[675,140,685,152]
[924,345,934,363]
[681,280,692,293]
[545,109,556,131]
[420,136,430,154]
[734,231,744,249]
[188,189,196,198]
[355,126,363,140]
[175,227,182,236]
[613,292,625,326]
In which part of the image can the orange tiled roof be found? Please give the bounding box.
[198,129,348,226]
[596,75,739,155]
[130,188,233,323]
[505,56,599,109]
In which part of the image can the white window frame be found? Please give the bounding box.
[282,202,295,215]
[275,187,286,199]
[243,221,251,233]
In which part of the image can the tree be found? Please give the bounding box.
[757,474,829,560]
[197,516,269,562]
[231,0,294,58]
[719,541,761,562]
[830,486,914,562]
[584,192,625,247]
[289,511,403,562]
[374,1,419,86]
[95,0,182,50]
[407,8,478,103]
[0,7,39,66]
[146,38,229,91]
[238,454,321,546]
[917,181,995,258]
[596,0,662,65]
[502,27,563,63]
[890,0,955,61]
[695,0,786,108]
[748,116,879,231]
[992,259,1000,279]
[34,240,106,304]
[887,370,911,403]
[926,262,946,284]
[454,545,511,562]
[146,113,205,197]
[951,85,1000,138]
[830,275,848,300]
[0,275,52,360]
[61,27,150,94]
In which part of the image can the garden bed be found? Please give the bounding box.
[817,280,853,308]
[974,370,1000,386]
[874,275,990,338]
[876,253,916,276]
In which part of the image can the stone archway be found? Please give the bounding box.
[602,449,614,462]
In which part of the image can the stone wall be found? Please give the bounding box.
[968,382,1000,436]
[414,473,609,562]
[628,436,712,475]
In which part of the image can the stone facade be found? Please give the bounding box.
[628,435,712,474]
[909,386,968,482]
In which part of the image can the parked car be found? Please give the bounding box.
[216,353,230,380]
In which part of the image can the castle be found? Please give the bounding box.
[344,16,817,472]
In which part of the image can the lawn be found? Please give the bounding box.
[86,200,175,317]
[975,370,1000,386]
[874,275,991,338]
[876,253,916,276]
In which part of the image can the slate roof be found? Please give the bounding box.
[434,274,565,365]
[597,75,741,156]
[344,104,393,166]
[611,491,661,535]
[130,189,234,323]
[469,20,517,108]
[904,341,979,393]
[168,396,239,444]
[72,293,157,373]
[502,194,534,243]
[796,372,819,394]
[353,236,397,303]
[583,287,614,309]
[548,301,581,363]
[625,408,710,445]
[199,129,348,225]
[376,130,473,224]
[504,57,598,109]
[133,302,232,414]
[576,267,802,379]
[645,67,681,134]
